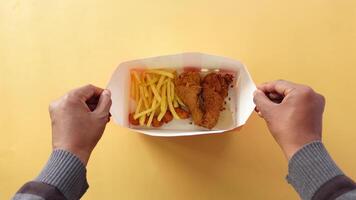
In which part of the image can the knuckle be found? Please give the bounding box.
[320,94,325,102]
[48,99,60,113]
[63,94,78,106]
[275,79,285,85]
[304,86,314,93]
[317,93,326,105]
[67,92,76,99]
[84,84,95,90]
[299,86,314,97]
[48,102,55,113]
[63,93,71,101]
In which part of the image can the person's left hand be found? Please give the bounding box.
[49,84,112,165]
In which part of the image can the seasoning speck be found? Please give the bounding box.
[228,97,231,101]
[189,122,193,125]
[230,85,233,88]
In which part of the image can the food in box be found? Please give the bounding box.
[107,53,256,137]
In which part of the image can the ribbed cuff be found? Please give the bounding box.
[35,149,89,200]
[286,141,343,200]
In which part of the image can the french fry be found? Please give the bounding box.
[147,69,174,79]
[173,98,179,108]
[153,73,161,81]
[134,79,140,103]
[165,69,175,73]
[146,99,157,127]
[171,81,179,107]
[139,114,146,126]
[170,81,175,101]
[147,86,153,106]
[146,74,162,102]
[160,84,167,112]
[135,86,139,102]
[141,75,149,98]
[167,80,180,119]
[143,77,158,86]
[156,75,165,91]
[133,71,141,83]
[140,86,149,109]
[135,73,140,102]
[157,84,167,121]
[175,94,185,107]
[141,71,146,83]
[130,68,181,126]
[146,111,155,127]
[143,85,149,97]
[154,105,160,115]
[130,75,135,99]
[134,103,160,119]
[135,97,143,115]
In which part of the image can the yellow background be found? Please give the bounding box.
[1,0,356,199]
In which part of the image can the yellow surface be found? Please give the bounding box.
[1,1,356,199]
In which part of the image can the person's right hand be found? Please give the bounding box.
[49,84,112,165]
[253,80,325,160]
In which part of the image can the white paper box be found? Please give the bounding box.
[107,52,256,137]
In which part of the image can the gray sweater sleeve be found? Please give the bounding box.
[13,149,89,200]
[287,141,356,200]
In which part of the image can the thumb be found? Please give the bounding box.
[253,89,274,115]
[94,89,112,115]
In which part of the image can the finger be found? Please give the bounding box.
[48,98,60,114]
[255,107,260,113]
[253,89,274,113]
[268,92,284,104]
[94,89,112,115]
[86,95,100,111]
[257,80,297,96]
[268,92,282,100]
[254,107,263,116]
[72,84,104,101]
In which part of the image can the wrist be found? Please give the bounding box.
[286,141,343,200]
[283,139,322,160]
[36,149,89,200]
[71,150,90,166]
[284,145,306,160]
[54,146,91,166]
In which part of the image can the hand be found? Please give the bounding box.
[253,80,325,160]
[49,84,112,165]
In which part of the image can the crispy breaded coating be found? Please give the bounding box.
[175,71,233,129]
[175,72,203,125]
[175,107,190,119]
[201,73,233,129]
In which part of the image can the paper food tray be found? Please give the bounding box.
[107,52,256,137]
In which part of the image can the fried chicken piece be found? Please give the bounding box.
[175,72,203,125]
[175,107,190,119]
[152,116,164,127]
[175,72,233,129]
[201,73,233,129]
[162,111,173,123]
[128,113,139,125]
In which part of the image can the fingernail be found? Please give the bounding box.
[102,89,111,96]
[255,107,260,112]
